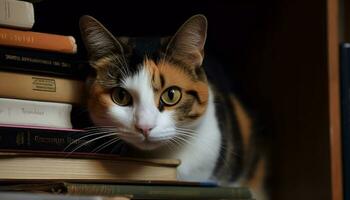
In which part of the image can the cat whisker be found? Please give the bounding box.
[175,134,196,144]
[174,135,194,147]
[83,126,131,134]
[175,126,197,134]
[169,137,182,148]
[110,54,129,78]
[183,125,240,168]
[170,138,182,147]
[175,129,196,135]
[177,132,222,158]
[91,137,121,153]
[65,132,120,156]
[175,130,197,139]
[63,131,117,152]
[116,51,129,76]
[164,140,177,152]
[83,126,117,130]
[109,141,126,154]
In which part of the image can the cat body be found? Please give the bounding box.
[79,15,267,199]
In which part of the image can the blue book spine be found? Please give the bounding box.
[340,43,350,200]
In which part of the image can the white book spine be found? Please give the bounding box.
[0,0,34,29]
[0,98,72,128]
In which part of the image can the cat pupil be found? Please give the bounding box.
[119,90,125,100]
[168,90,175,100]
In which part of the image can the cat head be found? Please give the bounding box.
[80,15,209,150]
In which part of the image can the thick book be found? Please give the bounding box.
[64,183,252,200]
[0,46,89,79]
[0,27,77,54]
[0,153,179,182]
[0,98,72,128]
[0,71,85,104]
[0,182,252,200]
[0,0,34,30]
[340,42,350,200]
[0,181,252,200]
[0,192,130,200]
[0,124,126,155]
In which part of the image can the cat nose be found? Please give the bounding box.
[135,124,154,137]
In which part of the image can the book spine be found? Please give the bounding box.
[0,0,34,30]
[0,98,72,128]
[0,126,116,154]
[0,192,128,200]
[66,184,252,199]
[0,47,89,79]
[0,71,85,104]
[0,28,77,54]
[340,43,350,200]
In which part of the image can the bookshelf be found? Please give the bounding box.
[31,0,343,200]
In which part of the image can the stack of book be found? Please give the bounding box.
[0,0,253,199]
[0,0,89,155]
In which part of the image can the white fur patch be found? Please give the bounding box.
[171,88,222,181]
[107,66,177,150]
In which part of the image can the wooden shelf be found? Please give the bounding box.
[327,0,343,199]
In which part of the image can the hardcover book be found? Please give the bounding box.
[0,153,179,182]
[0,71,85,104]
[0,27,77,54]
[0,98,73,128]
[0,46,89,79]
[0,192,130,200]
[0,182,253,200]
[0,0,34,30]
[0,124,122,155]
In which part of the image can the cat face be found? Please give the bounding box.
[80,15,209,150]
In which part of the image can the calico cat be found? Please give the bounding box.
[79,14,268,199]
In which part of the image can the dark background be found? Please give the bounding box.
[32,0,274,109]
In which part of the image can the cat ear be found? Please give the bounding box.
[79,15,125,62]
[166,14,207,68]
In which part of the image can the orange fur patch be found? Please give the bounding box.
[230,96,252,154]
[88,82,114,119]
[245,158,267,200]
[144,58,209,117]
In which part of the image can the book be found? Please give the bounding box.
[340,42,350,200]
[0,124,123,155]
[0,192,130,200]
[0,182,253,200]
[0,154,179,182]
[0,0,34,30]
[0,27,77,54]
[0,98,72,128]
[0,71,85,104]
[0,46,89,79]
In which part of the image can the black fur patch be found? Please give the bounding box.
[160,73,165,88]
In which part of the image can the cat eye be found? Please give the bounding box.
[111,87,132,106]
[160,87,182,106]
